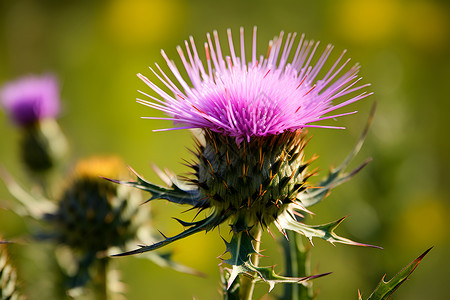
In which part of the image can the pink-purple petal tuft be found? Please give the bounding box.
[138,27,371,141]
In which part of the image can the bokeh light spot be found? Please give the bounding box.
[332,0,400,44]
[402,1,449,52]
[103,0,185,45]
[394,197,448,248]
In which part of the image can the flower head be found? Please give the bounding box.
[0,74,60,126]
[138,27,371,143]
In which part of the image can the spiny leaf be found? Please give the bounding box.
[365,247,432,300]
[221,231,257,289]
[112,212,224,256]
[227,264,252,290]
[279,212,381,248]
[226,261,331,293]
[223,231,256,267]
[0,165,55,220]
[103,167,202,206]
[300,104,375,208]
[221,232,330,292]
[221,268,241,300]
[299,158,371,208]
[250,262,331,293]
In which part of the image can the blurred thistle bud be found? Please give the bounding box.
[39,155,147,290]
[0,74,67,176]
[0,74,60,127]
[45,156,142,254]
[0,241,23,300]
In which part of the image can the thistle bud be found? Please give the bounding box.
[45,156,141,254]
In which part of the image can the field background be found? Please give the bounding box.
[1,0,449,299]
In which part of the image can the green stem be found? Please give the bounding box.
[239,228,262,300]
[93,257,108,300]
[282,231,313,300]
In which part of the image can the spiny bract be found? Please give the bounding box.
[190,129,313,230]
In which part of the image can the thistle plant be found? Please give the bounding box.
[42,156,144,292]
[109,27,384,298]
[1,155,201,298]
[0,74,67,190]
[0,29,432,299]
[0,74,202,298]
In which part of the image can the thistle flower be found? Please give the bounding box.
[0,75,66,176]
[138,27,370,143]
[114,27,375,290]
[0,75,60,126]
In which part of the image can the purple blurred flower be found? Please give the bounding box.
[138,27,371,143]
[0,74,60,126]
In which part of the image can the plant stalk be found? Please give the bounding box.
[93,257,108,300]
[282,231,314,300]
[239,228,262,300]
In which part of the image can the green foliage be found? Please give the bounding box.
[104,167,202,206]
[225,260,330,294]
[300,104,375,208]
[221,231,330,293]
[361,248,432,300]
[223,231,256,267]
[0,166,55,220]
[278,212,381,248]
[280,231,315,300]
[221,268,241,300]
[113,211,225,256]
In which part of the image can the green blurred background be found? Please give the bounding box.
[1,0,449,299]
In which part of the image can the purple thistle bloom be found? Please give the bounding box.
[138,27,371,143]
[0,74,60,126]
[112,27,380,282]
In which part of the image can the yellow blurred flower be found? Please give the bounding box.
[74,155,127,179]
[394,197,448,248]
[402,1,449,52]
[102,0,185,45]
[332,0,400,44]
